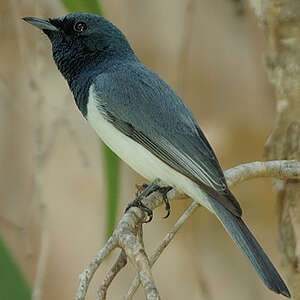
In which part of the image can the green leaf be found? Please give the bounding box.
[103,144,121,239]
[60,0,103,15]
[0,235,31,300]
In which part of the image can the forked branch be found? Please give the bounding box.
[75,160,300,300]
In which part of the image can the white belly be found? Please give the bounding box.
[86,88,213,211]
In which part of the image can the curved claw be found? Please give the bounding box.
[159,186,173,219]
[144,208,153,223]
[163,201,171,219]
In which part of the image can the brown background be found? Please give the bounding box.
[0,0,286,299]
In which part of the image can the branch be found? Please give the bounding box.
[76,236,117,300]
[76,180,165,300]
[124,201,198,299]
[225,160,300,188]
[96,250,127,300]
[75,160,300,300]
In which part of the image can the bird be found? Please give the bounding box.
[23,13,290,297]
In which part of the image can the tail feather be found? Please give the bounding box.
[209,197,290,298]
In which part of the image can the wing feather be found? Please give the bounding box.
[92,61,242,216]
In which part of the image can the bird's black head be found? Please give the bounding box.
[23,13,136,83]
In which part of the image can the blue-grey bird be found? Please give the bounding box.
[23,13,290,297]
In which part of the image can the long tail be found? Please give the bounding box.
[208,197,290,298]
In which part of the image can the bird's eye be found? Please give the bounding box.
[73,21,87,33]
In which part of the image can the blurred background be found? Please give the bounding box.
[0,0,287,299]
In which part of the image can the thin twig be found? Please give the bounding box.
[120,229,160,300]
[225,160,300,188]
[96,250,127,300]
[76,237,118,300]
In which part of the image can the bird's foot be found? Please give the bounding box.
[125,181,159,222]
[136,183,173,219]
[140,184,173,218]
[126,182,173,222]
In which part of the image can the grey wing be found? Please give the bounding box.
[93,62,242,216]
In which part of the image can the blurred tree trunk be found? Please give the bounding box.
[251,0,300,298]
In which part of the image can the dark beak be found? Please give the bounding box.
[22,17,59,31]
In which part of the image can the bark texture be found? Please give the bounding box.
[258,1,300,298]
